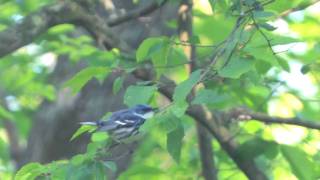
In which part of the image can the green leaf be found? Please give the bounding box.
[244,0,256,6]
[66,163,92,180]
[301,64,311,74]
[277,57,290,72]
[0,105,14,120]
[281,145,316,180]
[15,162,44,180]
[64,67,110,94]
[258,22,277,31]
[48,24,75,35]
[170,101,188,118]
[71,154,86,166]
[208,0,216,12]
[235,138,278,160]
[46,161,68,179]
[70,125,97,141]
[112,76,124,94]
[253,11,275,19]
[173,70,201,102]
[192,89,229,106]
[86,142,105,157]
[102,161,117,172]
[167,123,184,163]
[91,132,109,142]
[91,162,107,180]
[218,57,254,78]
[270,35,299,45]
[189,35,200,44]
[136,36,170,77]
[136,37,164,62]
[157,112,181,133]
[124,85,157,107]
[216,35,239,68]
[151,39,170,77]
[119,165,164,179]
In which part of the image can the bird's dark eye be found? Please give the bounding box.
[135,104,152,114]
[142,107,152,112]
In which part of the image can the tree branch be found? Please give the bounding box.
[230,108,320,130]
[134,72,268,180]
[0,1,83,58]
[187,106,267,180]
[177,0,216,179]
[196,118,217,179]
[0,0,165,58]
[107,0,168,26]
[278,0,320,18]
[250,113,320,130]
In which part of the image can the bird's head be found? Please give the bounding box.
[132,104,158,119]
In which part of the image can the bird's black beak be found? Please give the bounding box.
[152,107,159,112]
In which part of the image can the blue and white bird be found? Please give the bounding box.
[80,104,157,142]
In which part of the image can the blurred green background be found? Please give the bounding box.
[0,0,320,179]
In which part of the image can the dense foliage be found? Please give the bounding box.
[0,0,319,179]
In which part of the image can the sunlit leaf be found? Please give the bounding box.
[170,101,188,118]
[48,24,75,35]
[189,35,200,44]
[136,37,164,62]
[15,162,44,180]
[173,70,201,102]
[281,145,316,180]
[91,132,109,142]
[71,154,86,166]
[70,125,97,141]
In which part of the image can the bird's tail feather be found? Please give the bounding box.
[79,122,97,126]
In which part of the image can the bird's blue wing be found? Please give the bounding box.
[98,110,145,131]
[110,111,145,127]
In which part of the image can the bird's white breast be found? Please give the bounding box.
[134,112,154,119]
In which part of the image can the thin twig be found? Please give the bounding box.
[199,15,247,82]
[256,82,284,111]
[231,108,320,130]
[107,0,168,26]
[171,40,220,48]
[249,113,320,130]
[278,0,320,18]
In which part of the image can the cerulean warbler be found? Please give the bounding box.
[80,104,157,142]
